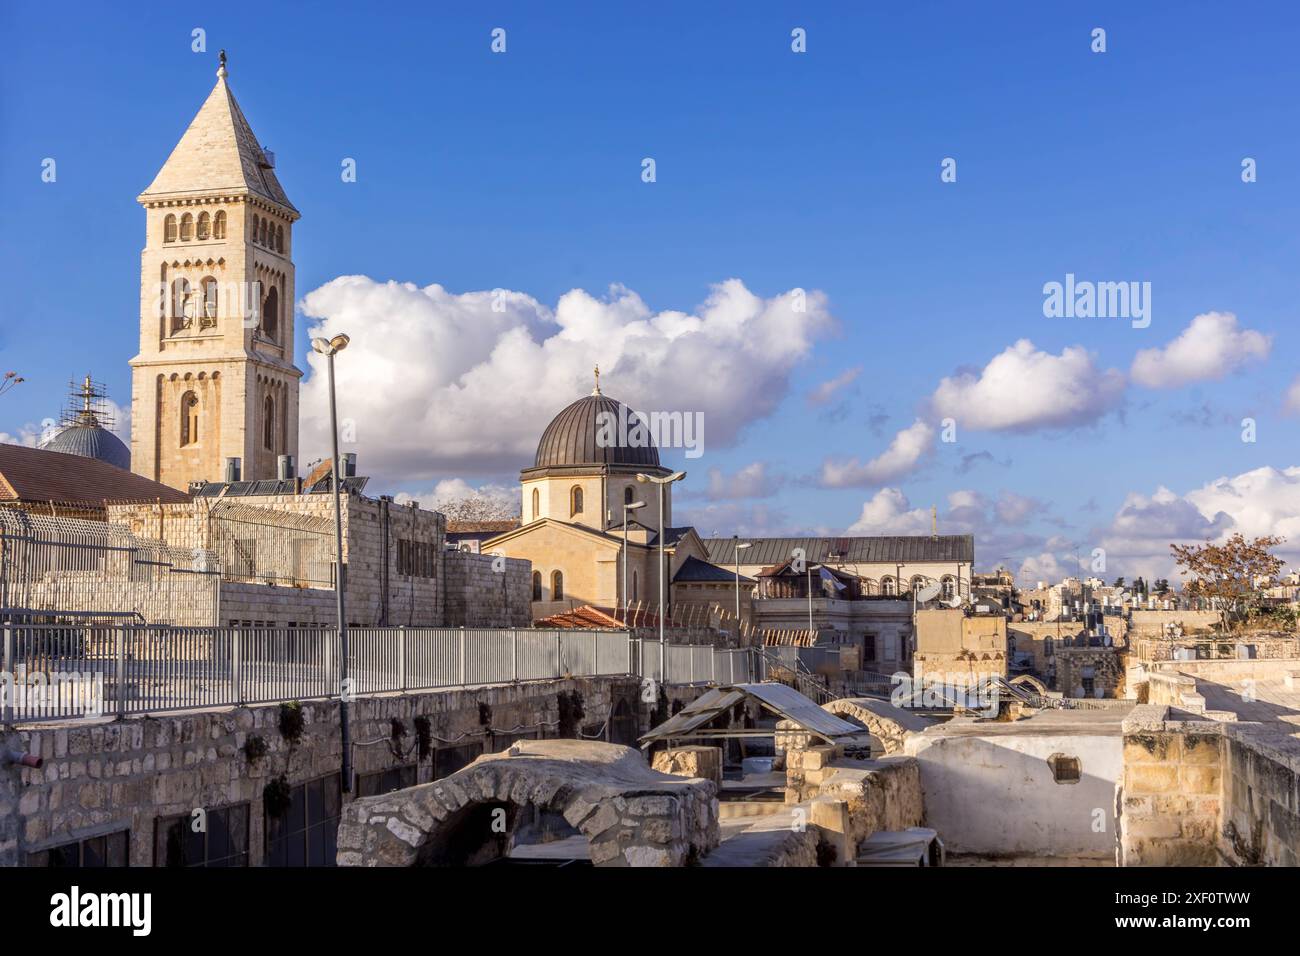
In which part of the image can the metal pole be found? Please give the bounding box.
[622,504,628,625]
[808,564,814,634]
[734,543,741,634]
[658,481,665,682]
[326,351,352,793]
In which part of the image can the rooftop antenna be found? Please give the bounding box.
[931,505,938,538]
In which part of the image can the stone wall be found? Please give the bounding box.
[1221,724,1300,866]
[0,676,656,867]
[1119,706,1224,866]
[442,551,532,628]
[1128,609,1222,637]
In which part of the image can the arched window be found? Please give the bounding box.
[262,286,279,340]
[263,395,275,451]
[213,210,226,239]
[624,486,634,506]
[197,212,210,240]
[260,218,269,246]
[531,571,542,601]
[551,570,564,601]
[251,215,260,244]
[179,213,193,242]
[531,488,540,520]
[881,576,896,596]
[201,277,219,327]
[171,277,192,329]
[180,392,199,446]
[163,214,177,243]
[276,225,284,253]
[570,485,583,517]
[910,575,925,595]
[941,576,956,601]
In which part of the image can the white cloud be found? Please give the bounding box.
[299,277,834,481]
[1283,376,1300,416]
[1018,551,1076,586]
[393,478,518,515]
[1130,312,1271,389]
[929,339,1125,432]
[846,488,933,535]
[705,461,782,500]
[1094,465,1300,580]
[819,420,935,487]
[807,366,861,406]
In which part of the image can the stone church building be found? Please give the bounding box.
[130,53,300,492]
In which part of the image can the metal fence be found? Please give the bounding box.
[0,510,220,626]
[0,621,765,723]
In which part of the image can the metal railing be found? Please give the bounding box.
[0,622,770,723]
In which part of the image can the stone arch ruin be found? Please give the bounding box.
[337,740,718,867]
[822,697,935,754]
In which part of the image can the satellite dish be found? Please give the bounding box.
[916,581,941,603]
[942,595,963,608]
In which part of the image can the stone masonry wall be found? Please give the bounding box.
[1119,706,1224,866]
[0,676,648,867]
[442,551,532,628]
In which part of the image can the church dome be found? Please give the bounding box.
[533,392,661,470]
[39,374,131,472]
[41,422,131,471]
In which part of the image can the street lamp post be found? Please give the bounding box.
[622,499,646,623]
[312,332,352,793]
[636,471,686,682]
[807,563,820,635]
[733,538,751,638]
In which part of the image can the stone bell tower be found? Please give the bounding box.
[130,51,301,490]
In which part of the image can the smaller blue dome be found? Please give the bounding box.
[41,423,131,471]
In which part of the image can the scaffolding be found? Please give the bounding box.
[0,507,219,626]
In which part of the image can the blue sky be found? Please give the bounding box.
[2,1,1299,581]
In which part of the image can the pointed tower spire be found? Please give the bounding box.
[139,54,297,214]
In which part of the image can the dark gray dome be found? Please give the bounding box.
[534,393,661,469]
[41,423,131,471]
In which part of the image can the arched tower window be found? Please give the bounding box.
[263,286,279,340]
[570,485,583,517]
[180,392,199,446]
[276,225,284,253]
[213,210,226,239]
[551,570,564,601]
[179,213,193,242]
[260,218,269,246]
[263,395,275,451]
[531,488,540,521]
[197,212,210,240]
[171,277,192,330]
[163,214,177,243]
[251,215,260,244]
[941,576,956,601]
[531,571,542,601]
[201,277,219,327]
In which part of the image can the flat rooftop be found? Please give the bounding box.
[919,704,1136,738]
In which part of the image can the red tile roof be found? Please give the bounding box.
[535,604,663,629]
[0,442,190,508]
